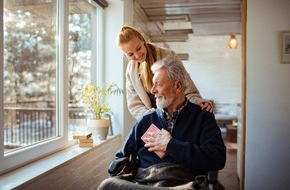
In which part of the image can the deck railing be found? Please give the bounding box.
[4,107,56,149]
[4,103,95,151]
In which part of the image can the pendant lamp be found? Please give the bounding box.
[228,34,238,49]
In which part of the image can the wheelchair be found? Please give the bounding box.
[98,155,224,190]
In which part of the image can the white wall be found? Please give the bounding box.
[245,0,290,189]
[168,35,242,104]
[104,0,136,138]
[103,0,124,136]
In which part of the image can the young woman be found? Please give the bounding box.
[117,25,213,119]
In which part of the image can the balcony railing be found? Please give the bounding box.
[4,104,87,151]
[4,107,56,150]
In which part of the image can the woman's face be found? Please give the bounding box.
[120,36,147,63]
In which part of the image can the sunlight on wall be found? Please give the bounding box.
[167,34,242,105]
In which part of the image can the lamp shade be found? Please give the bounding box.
[228,34,238,49]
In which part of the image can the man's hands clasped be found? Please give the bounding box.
[144,128,171,153]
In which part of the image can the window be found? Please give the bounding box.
[1,0,103,174]
[67,0,98,137]
[3,0,58,154]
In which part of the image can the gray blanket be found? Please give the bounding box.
[98,163,221,190]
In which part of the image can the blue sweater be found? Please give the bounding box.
[115,102,226,171]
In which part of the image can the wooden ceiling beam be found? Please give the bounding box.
[136,0,241,9]
[148,14,189,22]
[164,28,193,35]
[145,8,240,16]
[176,53,189,61]
[150,34,188,42]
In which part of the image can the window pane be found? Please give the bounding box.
[3,0,57,153]
[68,0,97,137]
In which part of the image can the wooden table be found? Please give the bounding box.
[226,124,237,143]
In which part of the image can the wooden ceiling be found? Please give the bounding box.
[135,0,242,43]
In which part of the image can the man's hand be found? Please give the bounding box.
[144,129,171,152]
[199,101,214,113]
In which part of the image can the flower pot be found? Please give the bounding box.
[87,119,110,140]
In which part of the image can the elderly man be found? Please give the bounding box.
[98,57,226,190]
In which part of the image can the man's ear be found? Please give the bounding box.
[174,80,182,92]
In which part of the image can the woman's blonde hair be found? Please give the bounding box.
[117,25,157,92]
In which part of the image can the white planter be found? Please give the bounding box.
[87,119,110,140]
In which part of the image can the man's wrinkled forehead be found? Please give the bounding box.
[152,68,169,82]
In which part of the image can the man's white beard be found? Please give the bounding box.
[156,96,175,109]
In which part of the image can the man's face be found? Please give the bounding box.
[120,36,147,63]
[151,68,176,109]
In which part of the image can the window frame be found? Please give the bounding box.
[0,0,104,175]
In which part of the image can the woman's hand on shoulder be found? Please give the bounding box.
[148,108,156,112]
[199,102,214,113]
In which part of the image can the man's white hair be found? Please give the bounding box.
[151,57,187,91]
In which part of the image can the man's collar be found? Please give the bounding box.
[162,99,188,117]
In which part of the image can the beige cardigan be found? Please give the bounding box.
[125,44,205,119]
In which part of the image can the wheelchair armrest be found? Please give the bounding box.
[108,155,139,177]
[207,170,219,184]
[108,157,129,175]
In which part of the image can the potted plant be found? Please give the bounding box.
[82,83,123,140]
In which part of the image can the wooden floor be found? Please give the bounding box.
[219,139,240,190]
